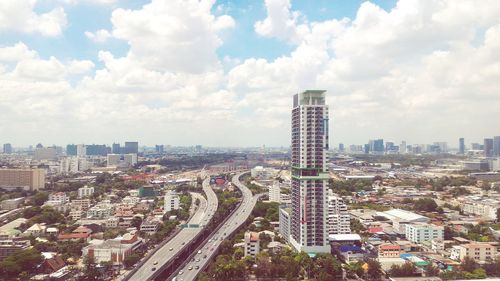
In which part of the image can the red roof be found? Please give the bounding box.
[368,227,383,233]
[42,255,65,272]
[380,244,400,250]
[57,233,90,240]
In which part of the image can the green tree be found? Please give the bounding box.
[31,191,48,206]
[483,257,500,276]
[80,256,100,281]
[312,254,342,280]
[346,261,365,278]
[414,198,438,212]
[130,216,143,229]
[0,248,43,277]
[424,264,440,277]
[366,259,383,281]
[389,262,416,277]
[461,256,479,272]
[123,254,141,268]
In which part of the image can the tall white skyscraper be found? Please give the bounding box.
[290,90,330,253]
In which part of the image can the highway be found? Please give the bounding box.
[172,171,257,281]
[126,177,218,281]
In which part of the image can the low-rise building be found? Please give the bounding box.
[69,210,84,221]
[250,166,277,180]
[140,217,160,235]
[0,197,25,210]
[462,197,499,221]
[269,182,281,203]
[82,233,142,265]
[78,186,94,198]
[278,206,291,243]
[48,192,68,204]
[71,199,91,211]
[244,231,260,257]
[87,203,114,219]
[378,243,401,258]
[24,223,47,237]
[405,223,444,244]
[0,239,30,260]
[328,193,351,235]
[451,243,497,262]
[57,226,92,242]
[164,190,180,213]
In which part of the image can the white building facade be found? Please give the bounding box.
[289,90,330,253]
[164,190,180,213]
[405,223,444,244]
[327,194,351,235]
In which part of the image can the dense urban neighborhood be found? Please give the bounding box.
[1,134,500,281]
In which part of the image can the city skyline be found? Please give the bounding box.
[1,0,500,146]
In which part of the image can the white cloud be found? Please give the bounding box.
[109,0,234,73]
[0,1,67,36]
[84,29,112,43]
[0,42,37,61]
[60,0,117,5]
[254,0,309,44]
[2,0,500,146]
[241,0,500,145]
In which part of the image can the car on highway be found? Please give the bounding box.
[197,250,202,254]
[153,261,158,265]
[178,270,183,275]
[188,266,193,270]
[195,265,200,270]
[169,247,173,251]
[151,267,156,271]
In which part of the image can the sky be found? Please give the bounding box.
[1,0,500,148]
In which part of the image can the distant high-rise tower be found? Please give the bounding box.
[484,138,494,157]
[3,143,12,154]
[124,142,139,154]
[459,138,465,155]
[155,145,164,154]
[77,144,86,157]
[290,90,330,254]
[493,136,500,157]
[112,143,121,154]
[66,144,77,156]
[400,141,407,154]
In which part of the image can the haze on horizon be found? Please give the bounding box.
[0,0,499,147]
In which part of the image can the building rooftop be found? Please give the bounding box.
[329,234,361,241]
[380,209,429,222]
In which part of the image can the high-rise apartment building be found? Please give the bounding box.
[493,136,500,157]
[400,141,407,154]
[112,143,121,154]
[85,144,108,156]
[459,138,465,155]
[77,144,86,157]
[290,90,330,253]
[66,144,77,156]
[0,168,46,191]
[484,138,494,157]
[124,142,139,154]
[34,147,59,160]
[155,145,164,154]
[369,139,384,154]
[3,143,12,154]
